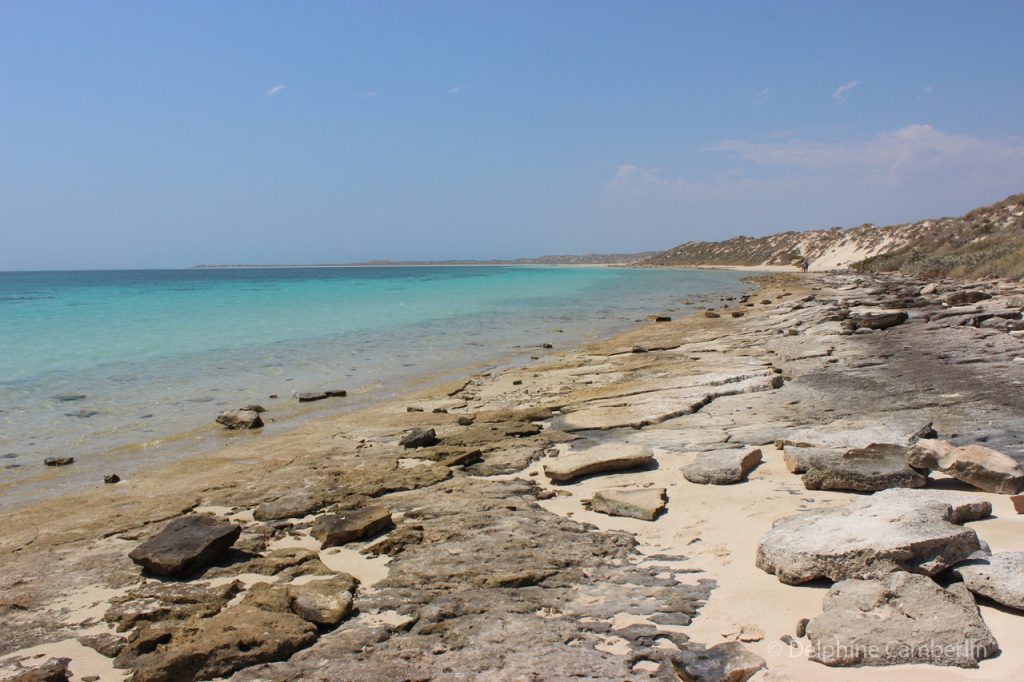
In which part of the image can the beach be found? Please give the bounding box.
[2,271,1024,681]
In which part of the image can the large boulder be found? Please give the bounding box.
[682,448,762,485]
[671,642,766,682]
[129,516,241,577]
[215,409,263,430]
[542,443,654,482]
[801,444,928,492]
[756,489,981,584]
[589,487,666,521]
[907,440,1024,494]
[114,604,317,682]
[954,552,1024,611]
[311,506,393,548]
[807,572,999,668]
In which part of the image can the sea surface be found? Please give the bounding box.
[0,265,753,505]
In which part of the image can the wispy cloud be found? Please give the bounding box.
[832,79,861,103]
[447,85,461,95]
[265,84,286,96]
[606,125,1024,224]
[356,90,380,99]
[752,87,775,105]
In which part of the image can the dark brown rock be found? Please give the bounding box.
[311,506,393,548]
[399,428,438,449]
[128,515,241,577]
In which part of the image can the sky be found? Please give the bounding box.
[2,1,1024,270]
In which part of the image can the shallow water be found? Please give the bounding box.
[0,265,752,502]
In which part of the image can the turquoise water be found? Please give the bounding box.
[0,266,751,500]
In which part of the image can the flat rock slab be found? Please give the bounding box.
[802,443,928,492]
[954,552,1024,611]
[672,641,766,682]
[311,506,393,548]
[114,604,316,682]
[874,488,992,524]
[129,515,241,577]
[400,428,439,449]
[542,443,654,482]
[590,487,666,521]
[756,488,981,584]
[808,572,999,668]
[782,446,843,474]
[683,448,762,485]
[253,495,323,522]
[908,440,1024,494]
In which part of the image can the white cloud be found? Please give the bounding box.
[605,125,1024,230]
[447,85,461,95]
[265,84,286,96]
[832,79,861,103]
[752,87,775,105]
[356,90,380,99]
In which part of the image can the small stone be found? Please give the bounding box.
[407,406,424,412]
[512,380,523,386]
[325,389,348,397]
[795,618,809,638]
[541,342,554,348]
[631,345,648,353]
[44,457,74,467]
[104,473,120,484]
[590,488,666,521]
[704,310,720,318]
[215,409,264,430]
[400,428,439,449]
[295,391,328,402]
[457,415,475,426]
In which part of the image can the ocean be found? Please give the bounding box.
[0,265,752,505]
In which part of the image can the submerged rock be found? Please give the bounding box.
[808,572,998,668]
[43,457,74,467]
[954,552,1024,611]
[215,409,264,430]
[682,447,762,485]
[589,487,666,521]
[311,506,393,548]
[128,515,241,577]
[756,489,981,584]
[542,443,654,482]
[907,440,1024,494]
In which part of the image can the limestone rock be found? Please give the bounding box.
[781,446,841,474]
[871,488,992,524]
[801,444,927,492]
[851,311,908,330]
[287,576,356,626]
[7,659,71,682]
[542,443,654,482]
[215,409,264,429]
[128,515,241,577]
[253,494,322,521]
[907,440,1024,494]
[114,604,317,682]
[590,487,666,521]
[954,552,1024,611]
[683,448,762,485]
[807,572,998,668]
[756,489,981,584]
[672,641,766,682]
[311,506,393,548]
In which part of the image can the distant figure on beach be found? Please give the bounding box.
[799,258,809,272]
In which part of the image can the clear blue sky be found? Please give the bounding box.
[2,1,1023,269]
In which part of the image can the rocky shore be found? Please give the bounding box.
[2,271,1024,681]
